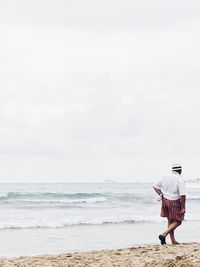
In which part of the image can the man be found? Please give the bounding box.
[153,163,186,245]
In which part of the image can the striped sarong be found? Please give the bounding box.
[161,197,184,222]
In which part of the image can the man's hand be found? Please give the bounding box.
[180,208,185,214]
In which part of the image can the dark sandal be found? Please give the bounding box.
[159,235,166,245]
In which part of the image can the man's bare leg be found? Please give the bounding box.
[167,219,179,244]
[162,220,181,240]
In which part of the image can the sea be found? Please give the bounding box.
[0,183,199,257]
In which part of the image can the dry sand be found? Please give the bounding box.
[0,243,200,267]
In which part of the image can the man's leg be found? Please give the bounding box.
[162,220,181,240]
[167,219,179,244]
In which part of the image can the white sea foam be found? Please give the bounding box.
[0,216,162,230]
[0,192,8,198]
[13,197,107,204]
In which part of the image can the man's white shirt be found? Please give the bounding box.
[154,171,186,200]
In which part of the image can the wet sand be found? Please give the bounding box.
[0,242,200,267]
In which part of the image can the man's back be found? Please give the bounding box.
[154,172,186,200]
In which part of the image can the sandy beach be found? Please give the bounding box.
[0,243,199,267]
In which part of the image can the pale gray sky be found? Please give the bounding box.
[0,0,200,182]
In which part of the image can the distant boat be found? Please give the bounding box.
[104,179,115,183]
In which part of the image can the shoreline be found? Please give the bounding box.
[0,243,200,267]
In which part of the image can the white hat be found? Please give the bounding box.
[172,163,182,171]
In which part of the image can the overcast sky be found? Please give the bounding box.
[0,0,200,182]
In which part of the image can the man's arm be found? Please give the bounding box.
[178,178,186,214]
[180,195,186,214]
[153,187,163,198]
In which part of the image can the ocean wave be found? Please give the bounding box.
[10,197,107,204]
[0,191,199,207]
[0,218,161,230]
[0,192,151,208]
[0,192,105,199]
[0,212,200,230]
[0,192,108,205]
[0,215,199,230]
[0,191,153,203]
[187,196,200,200]
[0,192,9,198]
